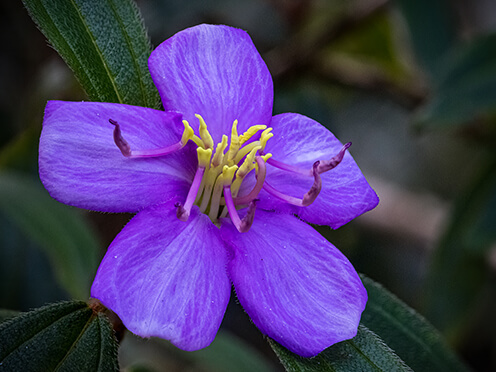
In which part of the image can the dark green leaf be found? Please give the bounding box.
[191,330,275,372]
[122,329,276,372]
[0,172,100,299]
[414,33,496,129]
[361,276,469,372]
[423,157,496,342]
[0,301,118,371]
[396,0,457,77]
[327,11,411,83]
[22,0,160,108]
[0,310,19,324]
[269,325,410,372]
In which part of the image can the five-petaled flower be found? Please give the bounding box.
[39,24,378,357]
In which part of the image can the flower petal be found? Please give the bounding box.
[221,210,367,357]
[91,204,231,351]
[260,113,379,228]
[149,24,273,142]
[39,100,197,212]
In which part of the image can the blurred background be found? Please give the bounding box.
[1,0,495,371]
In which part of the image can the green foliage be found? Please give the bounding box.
[0,310,18,324]
[269,275,467,372]
[423,157,496,342]
[269,325,410,372]
[128,330,276,372]
[191,330,275,372]
[396,0,457,76]
[415,33,496,130]
[0,301,118,371]
[361,276,469,372]
[0,172,100,299]
[22,0,160,108]
[328,11,410,83]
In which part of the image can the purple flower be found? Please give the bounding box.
[39,24,378,357]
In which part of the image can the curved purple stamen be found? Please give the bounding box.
[233,156,266,205]
[263,161,322,207]
[110,119,184,158]
[224,185,258,232]
[263,142,351,176]
[315,142,351,174]
[176,166,205,221]
[265,156,312,177]
[110,119,131,157]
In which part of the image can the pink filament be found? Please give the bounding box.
[176,166,205,221]
[264,142,351,176]
[110,119,184,158]
[262,161,322,207]
[265,156,312,177]
[224,185,257,233]
[233,156,266,205]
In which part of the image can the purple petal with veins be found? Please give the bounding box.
[149,24,274,142]
[221,210,367,357]
[39,100,196,212]
[39,24,378,357]
[91,203,231,351]
[260,113,379,228]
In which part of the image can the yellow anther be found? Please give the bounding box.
[260,127,273,150]
[212,135,228,167]
[237,146,260,178]
[196,114,214,149]
[222,164,238,185]
[233,141,258,165]
[262,153,272,162]
[239,125,267,145]
[227,120,240,163]
[183,120,204,147]
[197,147,212,168]
[181,120,195,144]
[255,153,272,172]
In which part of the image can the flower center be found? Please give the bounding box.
[175,114,273,231]
[109,114,351,233]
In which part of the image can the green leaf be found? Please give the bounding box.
[326,11,412,83]
[422,157,496,342]
[0,310,19,324]
[0,301,118,371]
[124,329,276,372]
[269,325,410,372]
[0,125,40,173]
[22,0,160,108]
[396,0,457,77]
[414,33,496,129]
[191,330,275,372]
[0,172,100,299]
[361,276,469,372]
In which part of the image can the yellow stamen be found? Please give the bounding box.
[182,114,274,223]
[260,127,273,150]
[183,120,204,148]
[262,153,272,162]
[212,135,228,167]
[233,141,260,164]
[255,152,272,171]
[196,114,214,149]
[197,147,212,168]
[208,165,238,220]
[239,125,266,145]
[226,120,240,164]
[221,164,238,186]
[237,146,260,178]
